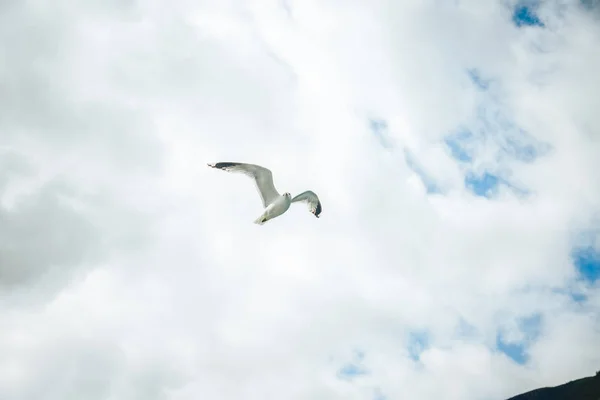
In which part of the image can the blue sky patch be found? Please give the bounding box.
[512,3,545,27]
[496,334,527,364]
[445,121,548,168]
[445,83,550,200]
[337,350,368,380]
[570,292,588,303]
[552,287,588,304]
[369,118,394,149]
[465,171,500,197]
[503,135,541,163]
[445,131,474,163]
[463,171,530,198]
[496,313,543,364]
[467,69,491,90]
[338,363,368,379]
[407,330,430,361]
[572,247,600,284]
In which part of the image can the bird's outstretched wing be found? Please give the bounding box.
[208,162,280,208]
[291,190,322,218]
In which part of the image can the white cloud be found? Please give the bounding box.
[1,0,599,399]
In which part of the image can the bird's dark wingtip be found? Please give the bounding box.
[208,162,239,170]
[214,162,239,169]
[314,202,322,218]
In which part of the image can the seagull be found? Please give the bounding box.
[207,162,322,225]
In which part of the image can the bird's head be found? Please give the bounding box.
[284,192,291,198]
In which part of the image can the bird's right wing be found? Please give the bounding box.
[291,190,322,218]
[208,162,280,207]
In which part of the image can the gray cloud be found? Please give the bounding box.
[0,0,164,304]
[0,181,101,289]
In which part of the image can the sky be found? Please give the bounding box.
[1,0,599,399]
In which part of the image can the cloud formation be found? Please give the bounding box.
[1,0,599,399]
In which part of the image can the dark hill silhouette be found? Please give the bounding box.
[506,370,600,400]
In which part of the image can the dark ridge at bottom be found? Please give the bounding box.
[506,371,600,400]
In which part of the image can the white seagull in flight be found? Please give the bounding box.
[208,162,322,225]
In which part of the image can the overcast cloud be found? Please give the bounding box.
[1,0,599,399]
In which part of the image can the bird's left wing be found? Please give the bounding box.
[207,162,280,207]
[291,190,322,218]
